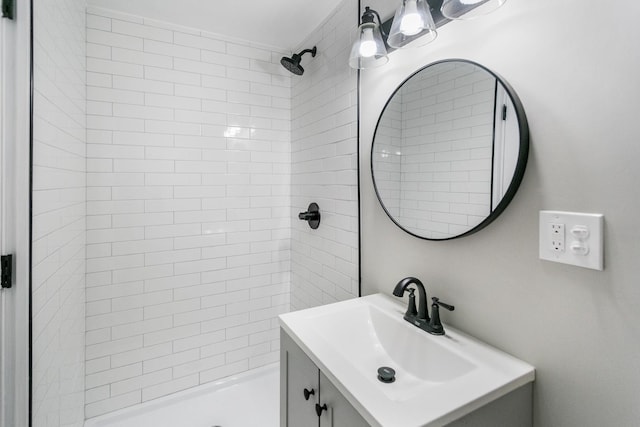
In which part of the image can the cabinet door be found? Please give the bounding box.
[281,331,319,427]
[319,371,369,427]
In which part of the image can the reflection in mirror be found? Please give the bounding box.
[372,60,528,240]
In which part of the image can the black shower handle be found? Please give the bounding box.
[298,211,319,221]
[298,203,320,229]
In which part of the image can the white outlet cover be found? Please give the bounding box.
[539,211,604,270]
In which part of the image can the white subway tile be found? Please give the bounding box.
[174,85,225,102]
[88,28,143,50]
[86,336,142,360]
[111,291,173,312]
[112,264,174,284]
[112,131,174,147]
[144,66,201,86]
[112,47,173,69]
[199,359,248,384]
[112,20,173,43]
[111,316,173,340]
[112,238,174,256]
[87,72,113,88]
[113,159,174,173]
[145,120,201,136]
[144,39,200,60]
[85,390,141,419]
[87,43,111,59]
[110,369,172,397]
[86,385,110,404]
[143,349,199,374]
[112,187,173,201]
[173,32,225,53]
[113,104,173,121]
[144,248,201,266]
[112,76,173,95]
[88,87,144,105]
[143,324,200,347]
[110,343,173,368]
[87,14,111,31]
[85,328,111,350]
[172,330,225,353]
[174,58,225,77]
[143,299,200,320]
[201,50,249,69]
[145,93,201,111]
[142,375,199,402]
[88,58,144,78]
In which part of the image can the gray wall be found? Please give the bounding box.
[360,1,640,426]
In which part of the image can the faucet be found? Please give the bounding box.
[393,277,455,335]
[393,277,429,321]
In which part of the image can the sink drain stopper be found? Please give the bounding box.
[377,366,396,383]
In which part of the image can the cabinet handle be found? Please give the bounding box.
[303,388,315,401]
[315,403,328,417]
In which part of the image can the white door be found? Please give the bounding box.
[1,8,16,425]
[1,1,32,426]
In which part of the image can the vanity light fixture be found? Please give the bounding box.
[441,0,508,20]
[387,0,437,48]
[348,7,389,69]
[350,0,508,69]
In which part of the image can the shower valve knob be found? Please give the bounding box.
[298,203,320,229]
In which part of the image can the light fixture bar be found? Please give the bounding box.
[350,0,500,69]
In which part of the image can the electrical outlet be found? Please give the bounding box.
[550,223,565,252]
[539,211,604,270]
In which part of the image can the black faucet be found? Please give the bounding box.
[393,277,429,321]
[393,277,455,336]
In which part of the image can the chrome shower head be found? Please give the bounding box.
[280,46,317,75]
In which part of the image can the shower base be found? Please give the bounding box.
[84,363,279,427]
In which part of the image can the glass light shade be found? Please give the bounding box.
[387,0,437,49]
[441,0,507,20]
[349,22,389,69]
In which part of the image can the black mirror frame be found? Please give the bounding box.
[371,58,530,241]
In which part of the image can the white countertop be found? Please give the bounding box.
[279,293,535,427]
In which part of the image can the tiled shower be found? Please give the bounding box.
[31,0,358,424]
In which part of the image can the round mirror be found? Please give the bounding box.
[371,59,529,240]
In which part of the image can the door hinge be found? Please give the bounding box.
[2,0,14,20]
[1,254,13,288]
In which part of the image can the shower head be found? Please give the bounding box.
[280,46,317,76]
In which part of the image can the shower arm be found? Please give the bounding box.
[295,47,317,59]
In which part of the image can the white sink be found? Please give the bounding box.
[279,293,535,427]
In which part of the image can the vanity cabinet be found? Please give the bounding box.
[281,327,532,427]
[281,330,368,427]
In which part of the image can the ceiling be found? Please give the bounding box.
[87,0,345,51]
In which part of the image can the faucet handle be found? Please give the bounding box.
[405,288,418,317]
[432,297,454,311]
[429,297,454,335]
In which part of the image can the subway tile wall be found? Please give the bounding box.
[32,0,87,425]
[290,0,359,310]
[84,7,291,417]
[372,96,403,219]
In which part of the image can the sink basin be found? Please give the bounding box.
[279,293,535,427]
